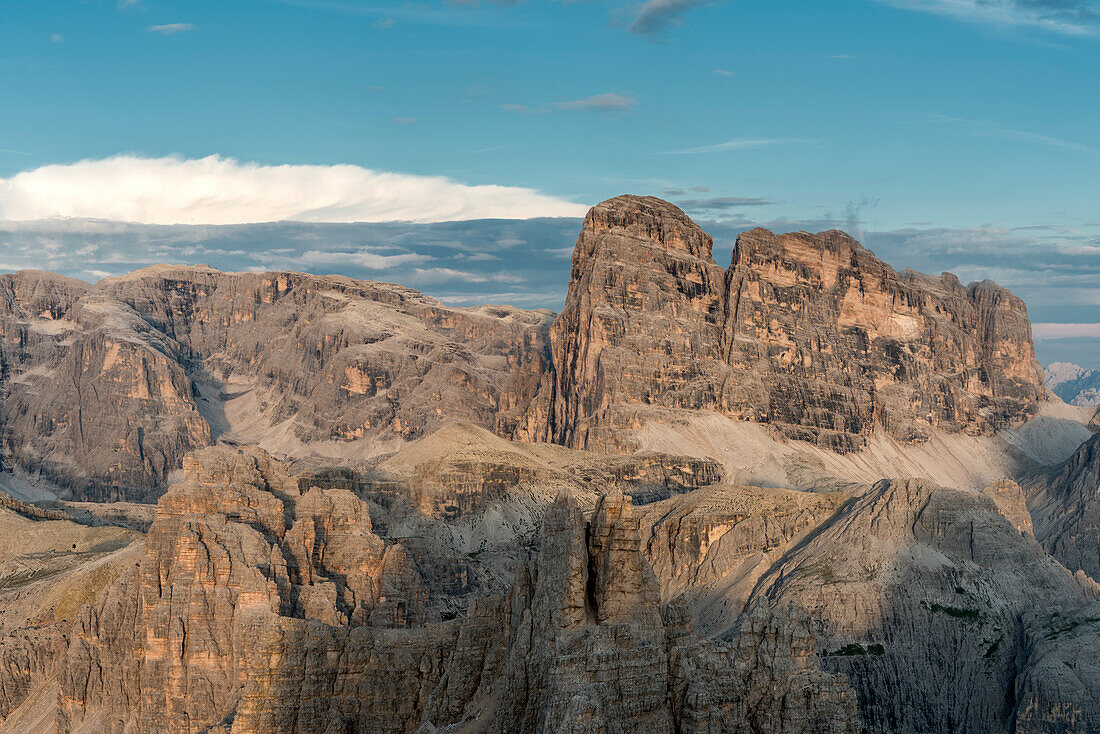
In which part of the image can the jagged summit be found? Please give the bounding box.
[0,194,1052,500]
[581,194,715,259]
[520,194,1044,454]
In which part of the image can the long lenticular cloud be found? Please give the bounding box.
[0,155,589,224]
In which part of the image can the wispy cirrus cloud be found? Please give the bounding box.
[627,0,714,35]
[912,112,1096,152]
[502,92,638,114]
[146,23,197,34]
[677,196,778,209]
[0,155,588,224]
[875,0,1100,36]
[660,137,816,154]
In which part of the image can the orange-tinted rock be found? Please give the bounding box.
[516,196,728,450]
[521,196,1044,453]
[58,445,429,733]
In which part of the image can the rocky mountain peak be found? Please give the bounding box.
[1044,361,1100,407]
[730,226,868,271]
[522,195,1045,453]
[580,194,714,260]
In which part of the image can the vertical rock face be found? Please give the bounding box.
[419,491,860,734]
[637,484,850,622]
[1024,431,1100,580]
[521,196,1044,453]
[517,196,729,451]
[51,455,858,734]
[58,446,429,733]
[744,477,1095,734]
[725,232,1041,449]
[1,273,212,500]
[1013,601,1100,734]
[981,479,1034,536]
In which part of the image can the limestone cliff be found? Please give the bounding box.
[45,449,857,734]
[1024,431,1100,580]
[59,446,428,733]
[1,273,211,500]
[519,196,1044,453]
[1,267,551,500]
[419,491,860,734]
[744,477,1096,734]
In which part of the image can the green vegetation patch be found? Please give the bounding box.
[922,601,981,620]
[826,642,886,656]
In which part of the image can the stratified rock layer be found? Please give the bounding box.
[50,450,858,734]
[0,272,211,500]
[416,491,860,734]
[1,267,552,500]
[1013,601,1100,733]
[745,478,1096,734]
[1025,431,1100,580]
[519,196,1043,453]
[58,446,428,733]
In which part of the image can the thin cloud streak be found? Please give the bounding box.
[913,112,1096,152]
[146,23,197,34]
[502,92,638,114]
[660,138,816,155]
[876,0,1100,36]
[677,197,778,209]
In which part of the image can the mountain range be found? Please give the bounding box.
[1045,361,1100,407]
[0,195,1098,733]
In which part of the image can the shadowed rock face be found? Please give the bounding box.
[519,196,1044,453]
[1013,602,1100,733]
[0,433,1097,732]
[744,478,1096,734]
[1025,432,1100,580]
[47,448,857,734]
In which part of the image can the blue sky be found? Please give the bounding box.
[2,0,1100,365]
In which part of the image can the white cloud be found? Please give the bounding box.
[1034,323,1100,339]
[146,23,198,34]
[876,0,1100,36]
[0,155,588,224]
[289,249,429,269]
[50,33,65,44]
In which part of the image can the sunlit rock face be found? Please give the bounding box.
[520,195,1044,453]
[51,449,857,734]
[0,196,1047,500]
[58,445,430,733]
[0,267,552,501]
